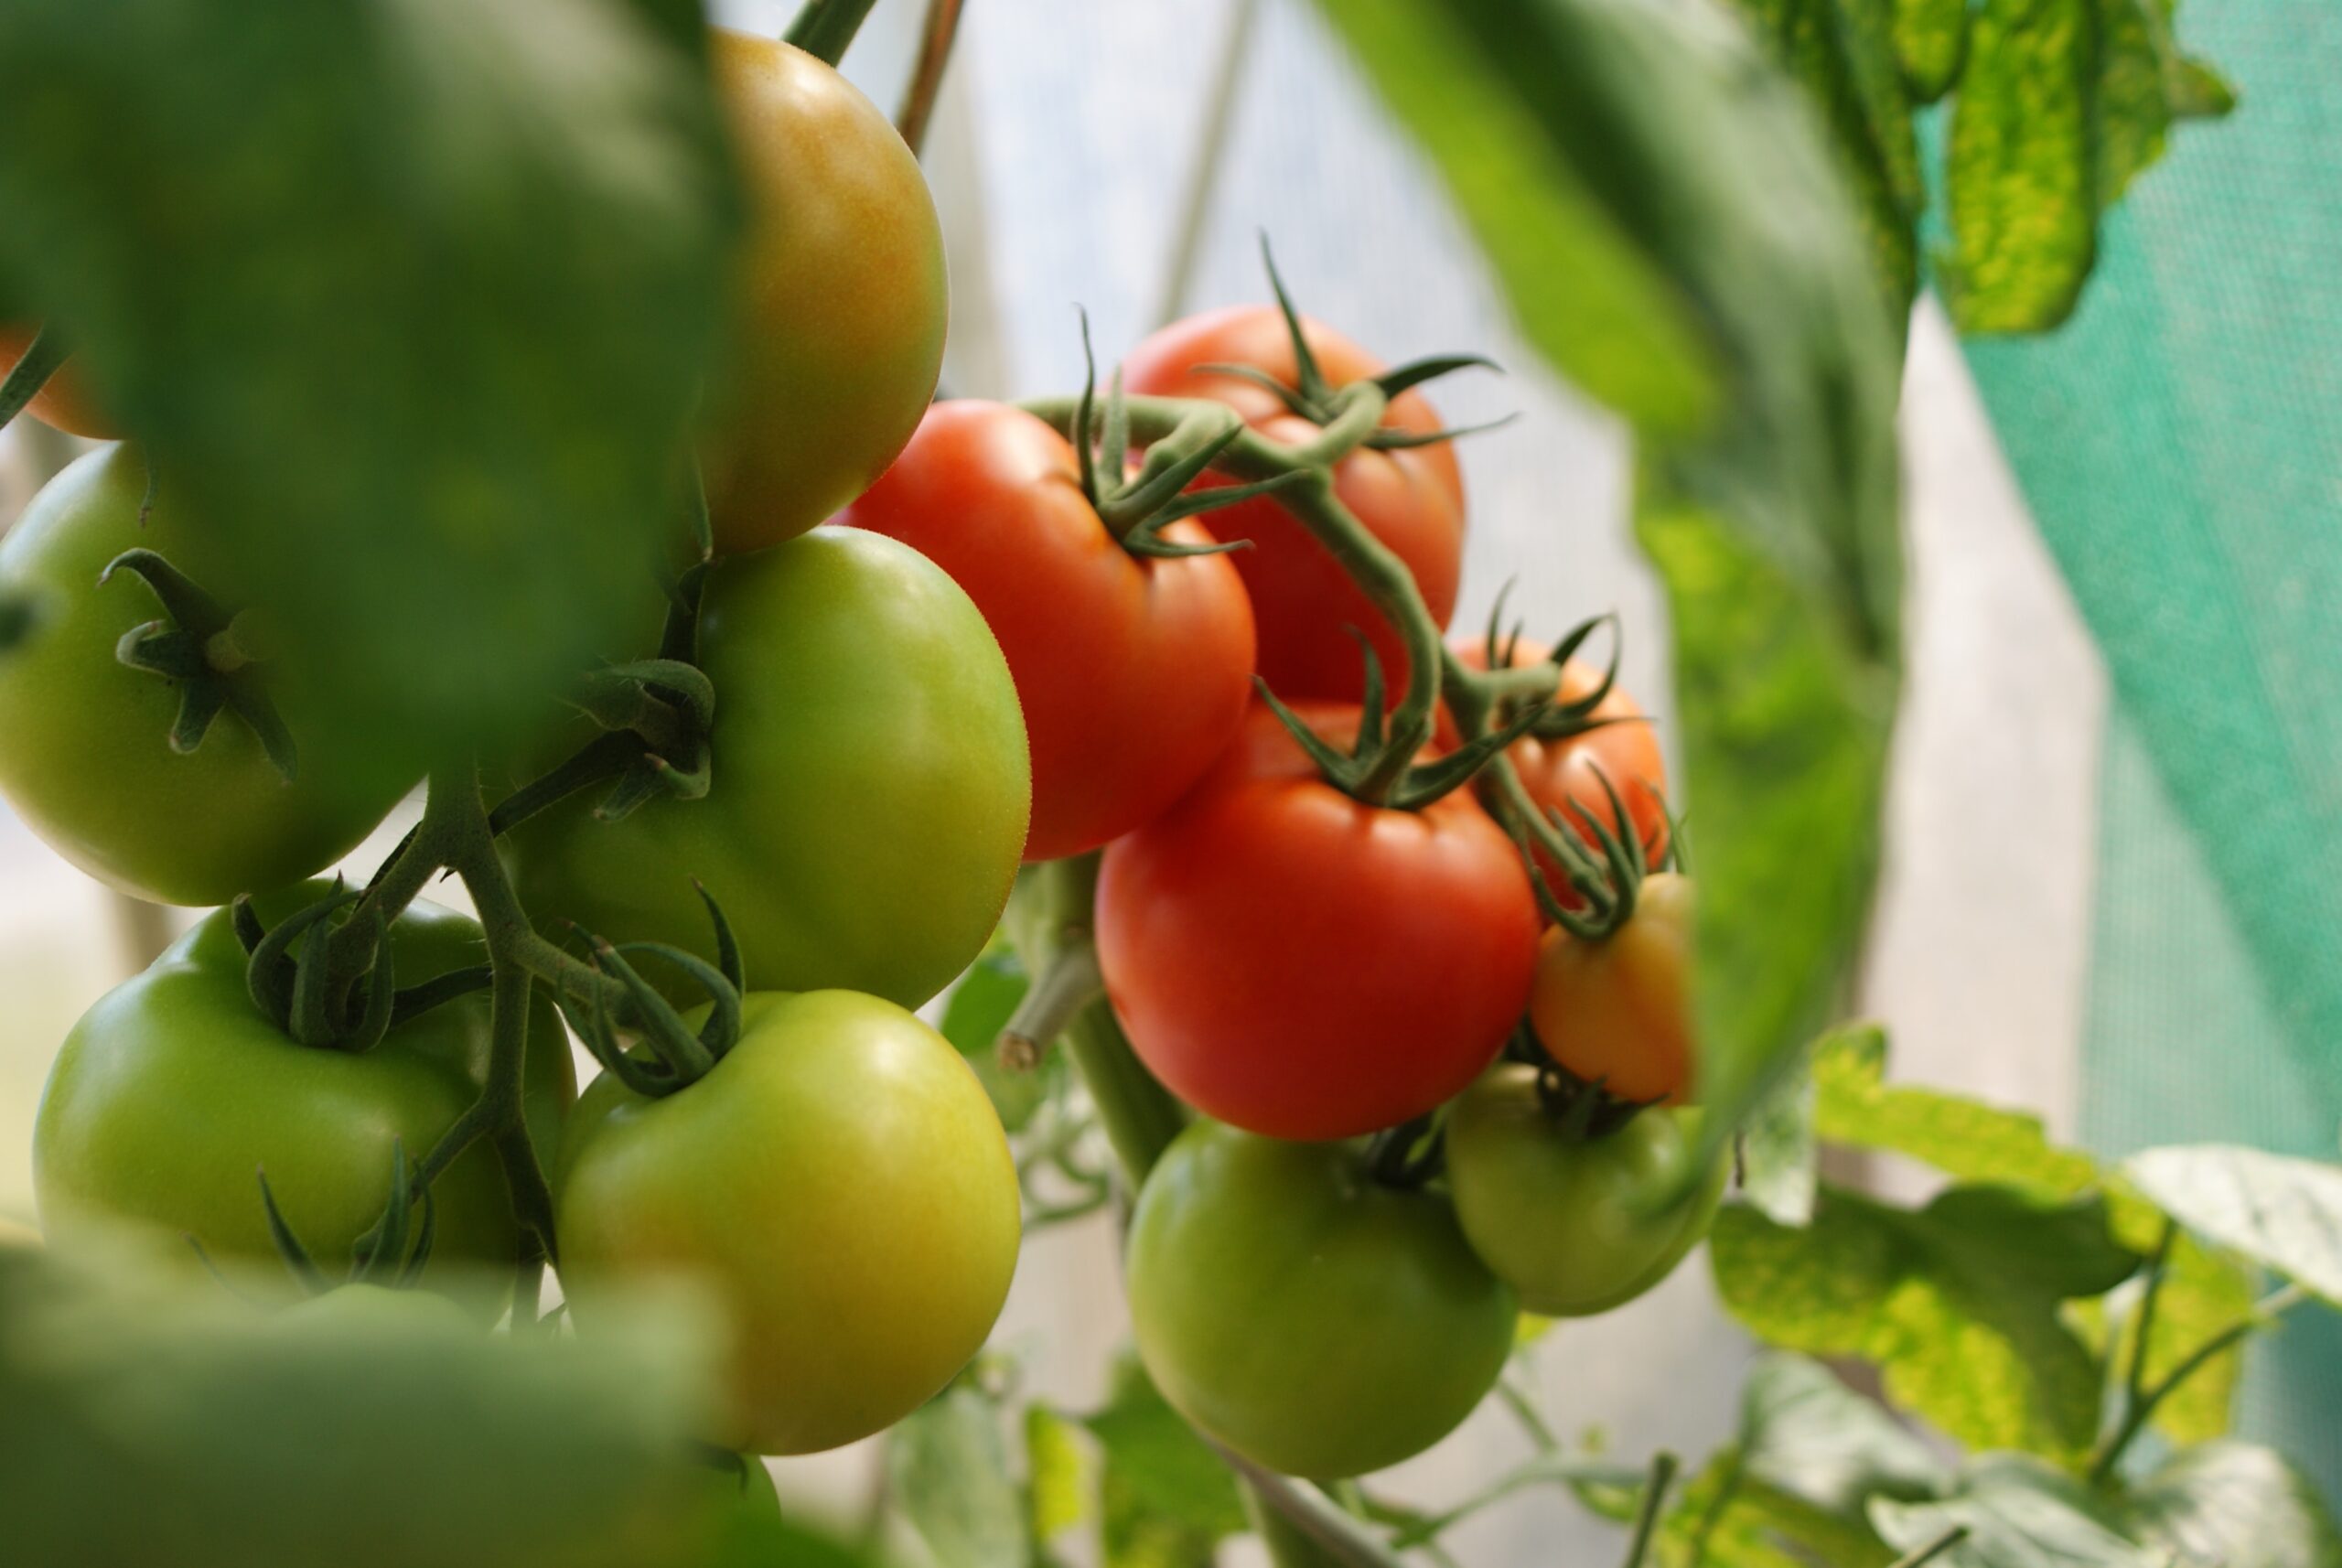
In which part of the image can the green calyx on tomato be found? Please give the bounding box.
[1125,1121,1515,1479]
[1099,700,1540,1142]
[34,886,575,1311]
[1445,1065,1723,1318]
[698,31,948,555]
[503,526,1029,1013]
[0,446,420,906]
[555,989,1021,1456]
[1121,242,1488,707]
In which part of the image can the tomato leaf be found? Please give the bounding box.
[886,1385,1031,1568]
[1711,1185,2140,1458]
[2116,1440,2342,1568]
[1893,0,1968,102]
[1739,1044,1821,1228]
[1869,1453,2154,1568]
[1080,1354,1249,1563]
[0,0,734,753]
[1026,1404,1097,1549]
[2122,1144,2342,1306]
[1315,0,1907,1206]
[1724,0,1924,319]
[0,1248,729,1568]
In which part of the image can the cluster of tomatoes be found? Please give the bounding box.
[0,27,1712,1487]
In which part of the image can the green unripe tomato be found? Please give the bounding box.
[0,446,418,905]
[1445,1067,1723,1317]
[33,888,574,1309]
[504,527,1028,1011]
[554,990,1021,1456]
[1125,1122,1515,1479]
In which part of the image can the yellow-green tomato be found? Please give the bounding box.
[33,888,574,1306]
[1125,1122,1515,1479]
[699,31,949,553]
[503,527,1029,1012]
[0,446,418,905]
[1445,1067,1723,1317]
[554,990,1021,1456]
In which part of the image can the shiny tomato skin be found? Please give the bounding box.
[840,401,1255,861]
[1530,872,1694,1105]
[1125,1122,1514,1479]
[1445,1067,1722,1316]
[1121,306,1464,704]
[1447,639,1670,896]
[504,527,1029,1011]
[32,888,575,1307]
[699,33,949,554]
[1097,702,1538,1141]
[554,990,1021,1456]
[0,447,421,905]
[0,323,118,438]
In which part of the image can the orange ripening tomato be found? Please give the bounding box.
[1121,307,1464,705]
[0,325,120,439]
[1097,702,1539,1141]
[840,401,1255,861]
[1529,871,1694,1105]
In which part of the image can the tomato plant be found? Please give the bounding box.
[1122,305,1466,703]
[1097,700,1539,1141]
[32,889,573,1304]
[1530,871,1693,1105]
[0,446,419,906]
[503,526,1028,1011]
[840,399,1255,862]
[554,989,1019,1456]
[1445,1067,1722,1316]
[698,31,948,555]
[0,325,116,439]
[1124,1121,1514,1479]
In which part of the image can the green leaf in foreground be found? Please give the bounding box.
[2118,1440,2342,1568]
[1892,0,1967,102]
[1314,0,1905,1198]
[1081,1355,1247,1567]
[0,1248,728,1568]
[1870,1453,2153,1568]
[1712,1185,2139,1457]
[886,1385,1029,1568]
[2123,1144,2342,1305]
[0,0,733,751]
[1809,1026,2251,1441]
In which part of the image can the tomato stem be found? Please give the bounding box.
[0,321,68,434]
[2087,1276,2306,1484]
[1617,1450,1679,1568]
[892,0,964,157]
[994,939,1103,1073]
[782,0,883,69]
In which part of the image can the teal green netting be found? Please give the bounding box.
[1957,0,2342,1493]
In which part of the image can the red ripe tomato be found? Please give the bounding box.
[1121,307,1465,705]
[1097,702,1539,1141]
[840,401,1254,862]
[1,325,120,440]
[1448,638,1669,895]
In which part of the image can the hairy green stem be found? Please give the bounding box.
[893,0,965,157]
[0,322,69,433]
[1620,1452,1680,1568]
[2090,1280,2307,1482]
[1886,1526,1970,1568]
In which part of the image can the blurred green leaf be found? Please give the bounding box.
[2118,1441,2342,1568]
[1943,0,2233,331]
[1871,1453,2153,1568]
[1081,1355,1247,1566]
[1026,1403,1095,1550]
[0,1247,728,1568]
[1736,1350,1948,1511]
[1316,0,1906,1203]
[2123,1144,2342,1305]
[1740,1044,1821,1227]
[1893,0,1968,102]
[886,1386,1028,1568]
[704,1516,886,1568]
[1712,1185,2139,1457]
[1808,1026,2251,1440]
[0,0,734,753]
[1726,0,1923,318]
[940,942,1050,1133]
